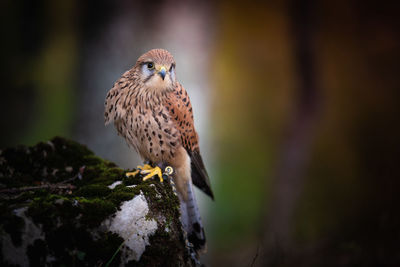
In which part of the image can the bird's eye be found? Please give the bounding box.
[147,62,154,69]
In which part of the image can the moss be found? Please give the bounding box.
[125,177,188,266]
[75,184,111,198]
[107,187,138,206]
[0,137,190,266]
[79,198,116,227]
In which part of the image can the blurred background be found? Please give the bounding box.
[1,0,400,266]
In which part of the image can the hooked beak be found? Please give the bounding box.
[158,66,166,80]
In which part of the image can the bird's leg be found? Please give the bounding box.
[141,166,164,182]
[141,165,174,183]
[127,162,173,183]
[126,162,153,177]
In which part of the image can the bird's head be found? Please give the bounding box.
[134,49,176,92]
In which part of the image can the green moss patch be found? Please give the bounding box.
[0,137,190,266]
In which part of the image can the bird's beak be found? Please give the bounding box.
[158,66,166,80]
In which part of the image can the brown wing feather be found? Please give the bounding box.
[104,70,132,125]
[189,150,214,199]
[164,83,214,199]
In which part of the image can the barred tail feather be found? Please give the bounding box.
[179,181,206,254]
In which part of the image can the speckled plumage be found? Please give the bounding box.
[104,49,212,253]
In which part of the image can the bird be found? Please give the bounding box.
[104,49,213,254]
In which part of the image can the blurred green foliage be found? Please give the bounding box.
[210,2,294,250]
[209,0,400,265]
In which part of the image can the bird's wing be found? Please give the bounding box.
[104,70,131,125]
[164,83,214,199]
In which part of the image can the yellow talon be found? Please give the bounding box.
[126,170,139,177]
[141,166,163,182]
[126,165,172,182]
[126,164,153,177]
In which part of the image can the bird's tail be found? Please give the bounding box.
[179,181,206,254]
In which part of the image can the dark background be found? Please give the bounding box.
[1,0,400,266]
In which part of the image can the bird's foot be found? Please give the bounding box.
[126,165,174,183]
[142,165,174,182]
[126,164,152,177]
[141,166,164,182]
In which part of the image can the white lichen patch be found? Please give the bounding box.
[102,192,158,263]
[108,181,122,189]
[1,207,45,266]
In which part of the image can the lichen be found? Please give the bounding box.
[1,207,44,266]
[0,137,191,266]
[104,192,158,262]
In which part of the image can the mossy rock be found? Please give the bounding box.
[0,137,192,266]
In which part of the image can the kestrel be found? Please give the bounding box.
[104,49,213,254]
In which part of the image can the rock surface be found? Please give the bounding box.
[0,137,192,266]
